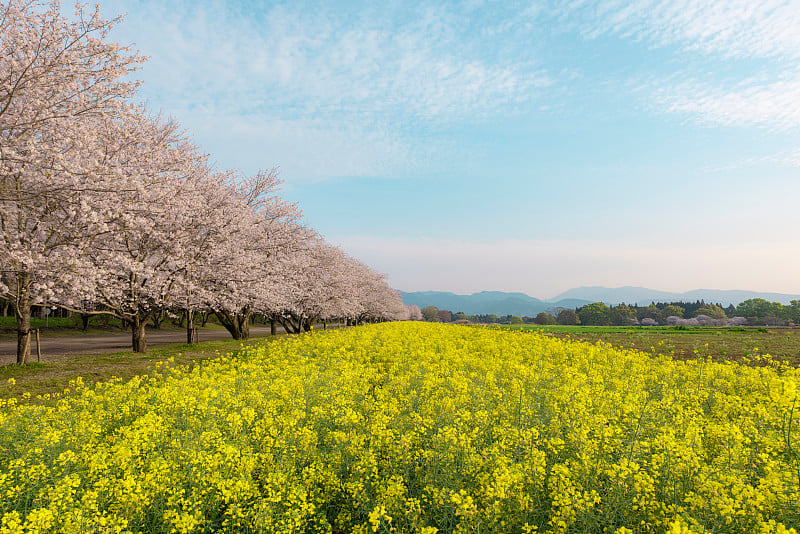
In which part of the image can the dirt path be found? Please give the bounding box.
[0,327,276,365]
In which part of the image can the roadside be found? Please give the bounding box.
[0,326,277,364]
[0,323,347,402]
[0,316,227,342]
[0,331,289,402]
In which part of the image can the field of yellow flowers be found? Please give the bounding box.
[1,322,798,533]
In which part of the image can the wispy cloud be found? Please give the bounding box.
[700,145,800,173]
[179,114,417,183]
[765,147,800,166]
[649,71,800,129]
[101,0,549,178]
[571,0,800,60]
[561,1,800,130]
[100,0,800,182]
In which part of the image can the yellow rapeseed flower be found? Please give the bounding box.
[0,323,796,533]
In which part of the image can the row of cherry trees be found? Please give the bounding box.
[0,1,409,364]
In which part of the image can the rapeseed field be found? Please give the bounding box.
[0,322,798,533]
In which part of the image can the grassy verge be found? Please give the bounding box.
[0,333,287,402]
[0,315,229,340]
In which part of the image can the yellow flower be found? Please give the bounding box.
[0,323,796,533]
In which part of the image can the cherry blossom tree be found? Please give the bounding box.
[70,112,216,352]
[406,305,423,321]
[0,0,143,363]
[195,169,309,340]
[2,1,411,362]
[349,263,406,323]
[275,241,405,332]
[276,240,356,333]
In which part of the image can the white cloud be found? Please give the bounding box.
[563,1,800,130]
[100,0,549,178]
[573,0,800,60]
[765,147,800,166]
[97,0,800,175]
[335,236,800,298]
[178,113,414,181]
[700,145,800,173]
[651,71,800,129]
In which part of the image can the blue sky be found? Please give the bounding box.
[100,0,800,298]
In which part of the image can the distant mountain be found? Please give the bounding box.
[548,298,594,309]
[550,286,800,307]
[400,291,590,316]
[400,287,800,315]
[552,286,676,305]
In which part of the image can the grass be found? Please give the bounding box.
[0,314,227,340]
[0,314,129,332]
[0,333,288,402]
[497,324,800,366]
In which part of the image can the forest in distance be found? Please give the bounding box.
[416,298,800,327]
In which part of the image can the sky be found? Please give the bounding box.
[98,0,800,299]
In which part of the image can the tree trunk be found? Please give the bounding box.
[151,310,165,329]
[215,309,251,340]
[2,299,8,318]
[278,317,293,334]
[270,317,277,336]
[14,273,32,365]
[200,311,210,327]
[186,309,197,344]
[278,315,304,334]
[80,314,90,331]
[239,313,250,339]
[131,316,148,353]
[16,305,31,365]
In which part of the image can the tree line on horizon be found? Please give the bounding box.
[417,298,800,327]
